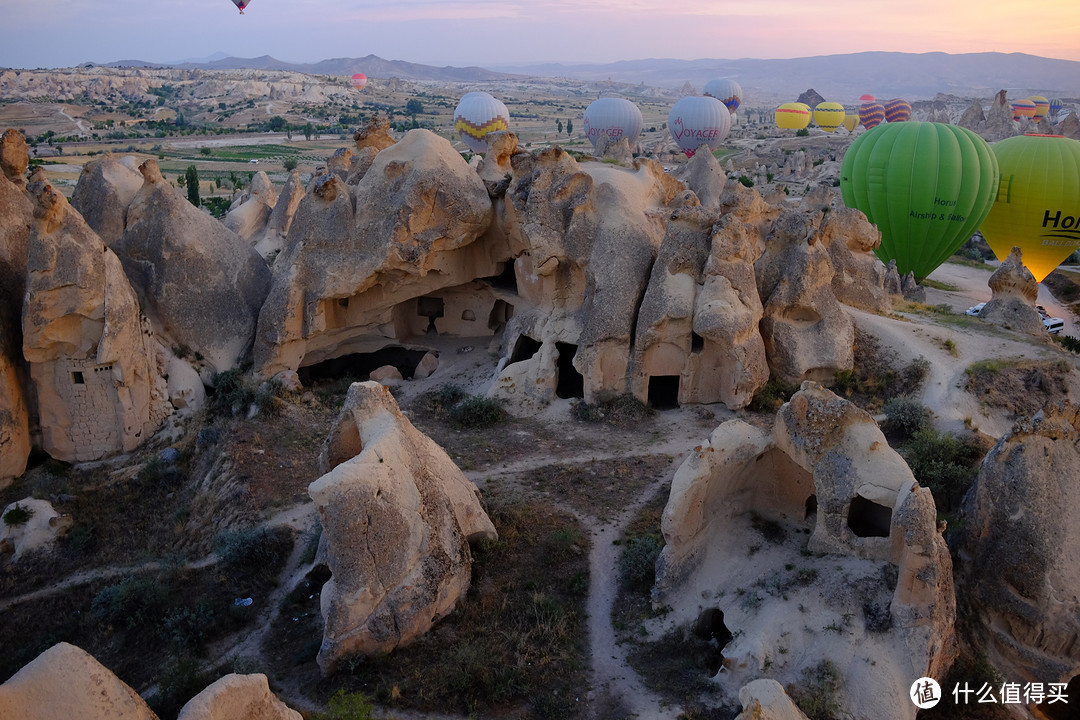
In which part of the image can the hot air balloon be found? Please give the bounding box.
[840,121,999,280]
[979,134,1080,282]
[1049,98,1064,120]
[668,96,731,157]
[859,94,876,103]
[842,113,859,133]
[703,78,742,114]
[883,98,912,123]
[1011,98,1036,121]
[813,102,845,132]
[775,102,811,130]
[1029,96,1050,122]
[350,73,368,91]
[453,92,510,154]
[230,0,250,13]
[583,97,643,150]
[858,102,885,129]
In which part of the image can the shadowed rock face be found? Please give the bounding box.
[654,383,955,720]
[23,181,170,463]
[116,159,271,373]
[309,382,497,674]
[70,153,144,249]
[956,403,1080,689]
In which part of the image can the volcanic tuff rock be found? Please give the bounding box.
[117,159,271,373]
[979,246,1046,338]
[254,129,506,378]
[733,679,810,720]
[817,205,891,313]
[0,642,159,720]
[755,208,854,384]
[70,153,144,249]
[679,146,728,208]
[23,181,170,462]
[654,383,955,720]
[253,169,304,260]
[0,497,72,560]
[224,170,277,244]
[353,113,396,153]
[309,382,497,674]
[177,674,301,720]
[955,402,1080,692]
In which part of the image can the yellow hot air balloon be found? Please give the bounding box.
[842,113,858,132]
[1029,96,1050,122]
[814,102,845,132]
[980,134,1080,282]
[776,102,811,130]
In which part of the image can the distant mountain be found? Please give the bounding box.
[493,52,1080,101]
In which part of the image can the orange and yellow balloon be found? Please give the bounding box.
[776,102,811,130]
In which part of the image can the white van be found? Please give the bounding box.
[1044,317,1065,334]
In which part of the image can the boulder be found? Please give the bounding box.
[477,130,517,184]
[254,129,506,378]
[413,351,439,379]
[734,679,809,720]
[70,153,143,248]
[177,673,301,720]
[353,114,395,153]
[0,497,72,560]
[755,209,854,384]
[309,382,497,673]
[654,383,955,720]
[817,206,891,313]
[955,402,1080,693]
[0,642,159,720]
[23,181,170,462]
[978,246,1046,337]
[167,354,206,412]
[116,159,271,373]
[1058,112,1080,141]
[368,364,402,384]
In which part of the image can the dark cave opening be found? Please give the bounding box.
[555,342,584,399]
[297,346,431,385]
[648,375,680,410]
[846,496,892,538]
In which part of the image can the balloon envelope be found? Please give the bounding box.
[1049,99,1064,119]
[230,0,249,12]
[858,102,885,129]
[350,73,367,90]
[860,94,876,103]
[775,102,811,130]
[883,98,912,123]
[583,97,643,149]
[1029,96,1050,122]
[668,96,731,157]
[454,91,510,154]
[840,121,999,280]
[979,134,1080,282]
[1011,99,1036,121]
[703,78,742,114]
[842,113,858,133]
[813,102,845,132]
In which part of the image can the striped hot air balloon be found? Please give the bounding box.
[583,97,644,149]
[703,78,743,114]
[1049,98,1064,119]
[454,92,510,154]
[776,102,811,130]
[858,101,885,129]
[814,102,845,132]
[350,73,367,91]
[1011,98,1036,121]
[1029,96,1050,122]
[668,96,731,157]
[883,98,912,123]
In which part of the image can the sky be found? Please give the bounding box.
[1,0,1078,70]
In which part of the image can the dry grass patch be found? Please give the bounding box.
[964,357,1074,419]
[526,454,675,522]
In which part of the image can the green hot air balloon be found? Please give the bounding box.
[840,121,999,280]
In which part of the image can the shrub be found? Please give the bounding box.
[795,128,810,137]
[1056,334,1080,354]
[748,379,799,412]
[214,526,289,575]
[91,575,169,629]
[882,397,932,439]
[738,175,754,188]
[788,660,842,720]
[447,395,507,429]
[901,428,984,512]
[618,535,664,592]
[2,503,34,527]
[316,689,376,720]
[570,394,652,427]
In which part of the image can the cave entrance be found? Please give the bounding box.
[508,334,541,366]
[648,375,680,410]
[805,495,818,521]
[555,342,584,399]
[297,346,431,385]
[488,299,514,334]
[416,296,444,335]
[847,496,892,538]
[484,262,518,293]
[691,332,704,354]
[692,607,732,676]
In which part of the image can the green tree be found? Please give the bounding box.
[184,164,200,207]
[406,99,424,116]
[566,119,573,136]
[303,123,314,141]
[557,119,563,133]
[283,157,298,172]
[268,115,288,132]
[199,147,211,156]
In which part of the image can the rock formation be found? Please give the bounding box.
[680,147,727,208]
[309,381,497,673]
[254,129,507,379]
[0,497,72,560]
[177,674,301,720]
[325,148,354,181]
[476,130,518,185]
[955,403,1080,698]
[0,642,159,720]
[253,169,304,260]
[755,209,854,384]
[23,181,170,462]
[734,679,810,720]
[817,206,891,313]
[70,153,143,249]
[353,114,396,153]
[978,246,1046,337]
[654,383,955,720]
[1058,112,1080,141]
[116,159,271,373]
[223,170,277,245]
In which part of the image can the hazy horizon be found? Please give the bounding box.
[2,0,1078,71]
